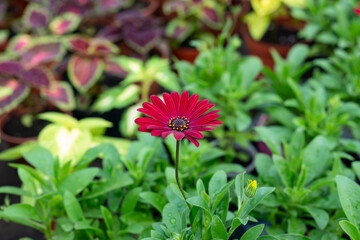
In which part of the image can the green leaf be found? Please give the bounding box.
[210,215,228,240]
[3,204,42,221]
[240,224,264,240]
[64,191,84,223]
[82,174,134,199]
[209,170,227,198]
[186,196,211,217]
[288,218,306,235]
[336,175,360,227]
[240,187,275,218]
[0,186,31,197]
[23,146,54,177]
[273,155,291,187]
[162,203,181,233]
[352,162,360,180]
[58,168,99,195]
[305,207,329,230]
[303,136,332,184]
[101,206,114,231]
[0,141,38,161]
[235,172,245,207]
[339,220,360,240]
[139,191,166,213]
[121,187,142,215]
[78,118,112,135]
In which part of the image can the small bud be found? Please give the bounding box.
[245,179,257,198]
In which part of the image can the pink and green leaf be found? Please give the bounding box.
[42,81,75,110]
[0,61,23,76]
[50,12,81,35]
[67,35,90,54]
[96,26,122,42]
[68,55,105,93]
[105,58,128,77]
[0,80,30,115]
[6,34,32,54]
[21,42,64,68]
[19,67,54,88]
[90,38,119,56]
[201,6,223,29]
[166,19,193,43]
[22,4,50,30]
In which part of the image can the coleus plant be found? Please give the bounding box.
[66,35,124,93]
[163,0,233,46]
[97,10,164,56]
[0,60,75,115]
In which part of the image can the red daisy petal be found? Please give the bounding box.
[135,117,164,126]
[191,113,220,125]
[163,92,177,117]
[146,125,171,130]
[150,95,171,118]
[143,102,169,122]
[151,130,164,136]
[185,135,199,147]
[173,131,185,140]
[179,91,189,117]
[171,92,180,114]
[184,94,199,117]
[161,130,173,138]
[188,102,215,121]
[138,108,166,123]
[185,130,203,139]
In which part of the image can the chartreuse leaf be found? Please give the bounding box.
[210,215,227,240]
[0,186,31,197]
[139,191,166,213]
[336,175,360,227]
[240,224,264,240]
[64,191,84,223]
[0,141,38,161]
[339,220,360,240]
[38,112,78,127]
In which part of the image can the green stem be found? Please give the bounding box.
[236,197,249,219]
[175,140,191,209]
[141,79,151,102]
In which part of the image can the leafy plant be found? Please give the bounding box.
[292,0,360,55]
[176,35,277,156]
[144,170,275,240]
[254,128,356,239]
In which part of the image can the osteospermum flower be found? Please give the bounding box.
[135,91,222,147]
[355,3,360,15]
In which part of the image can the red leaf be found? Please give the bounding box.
[21,42,63,68]
[68,36,90,53]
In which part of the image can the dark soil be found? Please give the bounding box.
[261,23,300,45]
[0,141,44,239]
[2,115,49,138]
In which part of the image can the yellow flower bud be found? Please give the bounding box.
[245,179,257,198]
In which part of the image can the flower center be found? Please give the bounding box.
[168,116,189,131]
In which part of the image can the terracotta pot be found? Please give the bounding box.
[0,109,38,146]
[172,47,199,64]
[240,24,295,69]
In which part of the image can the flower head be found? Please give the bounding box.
[135,91,222,147]
[245,179,257,198]
[355,4,360,15]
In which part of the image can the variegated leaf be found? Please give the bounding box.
[23,4,50,29]
[123,26,162,55]
[68,55,105,92]
[21,42,64,68]
[42,81,75,110]
[50,12,81,35]
[67,35,90,54]
[0,80,29,115]
[90,39,119,56]
[6,34,32,54]
[201,6,222,29]
[104,58,128,77]
[19,67,53,88]
[0,61,23,76]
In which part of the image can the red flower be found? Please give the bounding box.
[355,3,360,15]
[135,91,222,147]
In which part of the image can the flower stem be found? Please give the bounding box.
[175,140,191,209]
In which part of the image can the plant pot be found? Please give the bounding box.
[172,47,199,63]
[240,23,296,69]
